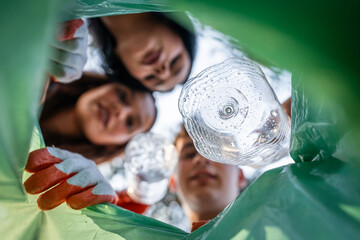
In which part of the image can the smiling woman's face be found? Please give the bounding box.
[75,83,156,145]
[102,14,192,92]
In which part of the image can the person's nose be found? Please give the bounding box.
[155,61,171,80]
[111,102,131,121]
[193,152,211,166]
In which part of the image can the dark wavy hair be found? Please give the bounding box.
[88,12,196,92]
[40,74,156,163]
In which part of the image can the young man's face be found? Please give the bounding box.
[174,133,243,215]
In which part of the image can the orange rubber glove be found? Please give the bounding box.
[48,19,88,83]
[24,147,117,211]
[191,220,209,232]
[56,19,86,41]
[115,190,151,214]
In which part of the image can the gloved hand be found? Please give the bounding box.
[24,147,117,211]
[47,19,88,83]
[115,190,151,214]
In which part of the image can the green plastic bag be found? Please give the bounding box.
[0,0,359,239]
[0,1,186,239]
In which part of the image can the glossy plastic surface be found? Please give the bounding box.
[179,58,290,167]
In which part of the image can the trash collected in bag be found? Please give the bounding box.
[179,58,290,166]
[124,132,178,204]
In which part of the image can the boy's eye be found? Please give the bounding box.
[181,151,196,160]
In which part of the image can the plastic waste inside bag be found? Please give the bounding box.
[179,58,290,167]
[124,132,178,205]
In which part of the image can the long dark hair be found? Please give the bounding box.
[40,74,156,163]
[88,11,196,92]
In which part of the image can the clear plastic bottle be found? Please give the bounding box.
[124,133,178,205]
[178,58,290,167]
